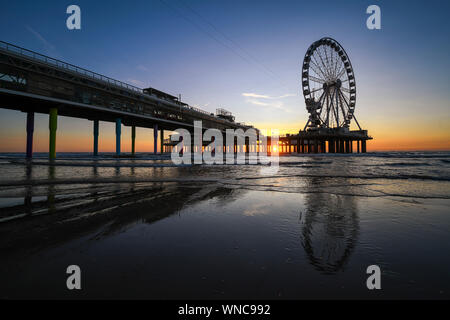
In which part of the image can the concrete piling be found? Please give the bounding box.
[26,112,34,159]
[49,108,57,160]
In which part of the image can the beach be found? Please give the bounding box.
[0,152,449,299]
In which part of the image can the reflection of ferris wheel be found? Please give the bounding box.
[302,37,358,130]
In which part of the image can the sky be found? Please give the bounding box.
[0,0,449,152]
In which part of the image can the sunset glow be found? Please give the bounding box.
[0,0,449,153]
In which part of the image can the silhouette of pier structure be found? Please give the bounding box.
[279,128,370,154]
[0,40,255,159]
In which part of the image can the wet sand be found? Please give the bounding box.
[0,152,449,299]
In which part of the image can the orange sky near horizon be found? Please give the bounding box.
[0,111,449,153]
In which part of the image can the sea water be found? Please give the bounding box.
[0,151,449,299]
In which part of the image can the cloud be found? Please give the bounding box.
[137,65,149,71]
[242,92,295,99]
[26,26,59,58]
[242,92,295,112]
[127,79,146,87]
[246,99,272,107]
[246,98,287,111]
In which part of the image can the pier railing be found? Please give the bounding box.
[0,40,249,127]
[0,40,143,93]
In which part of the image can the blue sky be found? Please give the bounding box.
[0,0,449,151]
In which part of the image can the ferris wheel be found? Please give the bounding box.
[302,37,360,130]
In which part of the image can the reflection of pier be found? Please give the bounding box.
[0,169,241,253]
[300,176,359,273]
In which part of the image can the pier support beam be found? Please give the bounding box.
[153,124,158,154]
[115,118,121,156]
[131,125,136,155]
[26,112,34,159]
[93,120,99,156]
[180,136,184,155]
[49,108,57,160]
[357,140,360,153]
[160,129,164,154]
[245,138,250,155]
[362,140,367,153]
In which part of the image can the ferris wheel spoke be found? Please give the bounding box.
[334,58,343,80]
[327,47,336,78]
[309,75,326,84]
[310,56,329,80]
[329,49,337,78]
[317,89,326,103]
[338,89,354,127]
[323,46,334,78]
[340,93,349,106]
[316,48,331,79]
[330,88,339,126]
[338,89,351,110]
[336,66,346,79]
[325,90,332,127]
[338,90,352,112]
[322,46,332,77]
[339,93,352,115]
[317,91,327,120]
[310,87,324,94]
[335,87,341,126]
[309,58,324,76]
[338,91,349,126]
[333,50,340,78]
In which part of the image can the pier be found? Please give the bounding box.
[0,37,372,158]
[278,128,371,154]
[0,40,255,159]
